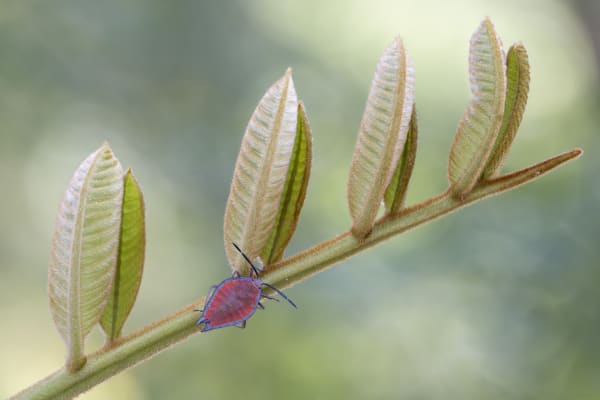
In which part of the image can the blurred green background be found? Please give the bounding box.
[1,1,598,399]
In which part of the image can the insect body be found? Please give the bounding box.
[196,243,296,332]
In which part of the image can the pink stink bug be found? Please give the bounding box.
[195,243,296,332]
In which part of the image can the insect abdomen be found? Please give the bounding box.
[203,279,261,327]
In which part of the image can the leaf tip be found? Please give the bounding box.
[298,99,305,109]
[481,15,494,27]
[279,67,296,97]
[571,148,583,159]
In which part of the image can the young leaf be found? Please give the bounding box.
[224,69,298,272]
[384,104,418,213]
[100,169,146,343]
[48,143,123,372]
[348,36,415,238]
[448,17,506,198]
[482,42,530,178]
[260,101,312,266]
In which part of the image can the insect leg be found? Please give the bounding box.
[235,320,247,329]
[261,283,297,308]
[261,294,280,302]
[257,302,265,310]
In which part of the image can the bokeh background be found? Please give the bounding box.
[1,1,598,399]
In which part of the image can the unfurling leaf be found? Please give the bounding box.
[261,101,312,266]
[348,36,415,238]
[48,143,123,372]
[448,17,506,198]
[482,42,530,179]
[384,105,418,213]
[224,69,298,273]
[101,169,146,343]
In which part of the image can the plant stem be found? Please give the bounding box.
[11,148,581,400]
[266,148,582,288]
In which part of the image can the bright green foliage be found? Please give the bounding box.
[448,17,506,197]
[101,169,146,343]
[482,43,531,178]
[261,101,312,265]
[48,143,123,372]
[384,105,418,213]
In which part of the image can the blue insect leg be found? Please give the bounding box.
[235,320,247,329]
[261,282,297,308]
[261,294,279,302]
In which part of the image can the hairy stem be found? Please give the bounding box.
[11,148,581,400]
[267,149,582,287]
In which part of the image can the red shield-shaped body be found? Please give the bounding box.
[196,243,297,332]
[197,276,262,332]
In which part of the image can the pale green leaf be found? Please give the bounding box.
[224,69,298,272]
[100,168,146,343]
[261,101,312,266]
[348,36,415,238]
[384,104,418,213]
[482,42,530,179]
[48,143,123,371]
[448,17,506,197]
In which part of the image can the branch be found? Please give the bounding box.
[11,148,581,400]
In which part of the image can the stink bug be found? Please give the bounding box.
[195,243,296,332]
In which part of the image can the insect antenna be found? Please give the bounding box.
[231,242,261,278]
[261,282,297,309]
[231,242,296,309]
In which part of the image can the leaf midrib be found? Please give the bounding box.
[239,74,292,268]
[68,149,102,361]
[355,39,409,225]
